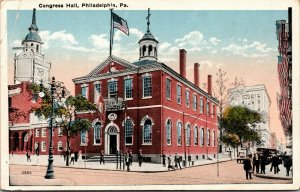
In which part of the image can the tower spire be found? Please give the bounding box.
[29,8,38,31]
[146,8,151,33]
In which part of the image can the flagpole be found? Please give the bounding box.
[109,9,114,57]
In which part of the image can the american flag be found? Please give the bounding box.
[112,12,129,36]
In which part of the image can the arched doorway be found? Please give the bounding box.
[13,132,19,151]
[21,132,28,151]
[104,123,120,155]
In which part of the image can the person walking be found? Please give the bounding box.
[175,153,182,170]
[283,155,292,176]
[161,150,166,167]
[243,155,253,180]
[253,153,260,174]
[273,153,280,174]
[260,154,266,174]
[26,150,31,162]
[100,150,105,165]
[167,155,175,171]
[125,152,130,172]
[129,150,133,166]
[138,149,143,167]
[70,152,75,165]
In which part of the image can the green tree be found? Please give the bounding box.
[29,81,97,166]
[221,106,262,149]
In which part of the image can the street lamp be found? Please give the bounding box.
[39,77,66,179]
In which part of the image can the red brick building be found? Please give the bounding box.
[72,16,219,163]
[9,9,219,163]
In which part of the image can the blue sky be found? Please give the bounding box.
[7,9,288,140]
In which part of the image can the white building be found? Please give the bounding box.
[228,84,271,149]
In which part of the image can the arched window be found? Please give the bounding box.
[143,119,152,144]
[154,47,157,57]
[194,126,198,146]
[148,45,153,56]
[81,130,87,144]
[94,122,101,144]
[142,45,146,56]
[200,128,204,146]
[125,119,133,144]
[200,98,204,113]
[57,141,63,151]
[207,129,210,146]
[186,124,191,145]
[166,119,172,145]
[212,130,215,147]
[177,122,182,145]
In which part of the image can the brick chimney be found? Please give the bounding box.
[179,49,186,78]
[207,75,212,95]
[194,63,200,87]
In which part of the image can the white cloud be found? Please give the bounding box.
[129,28,144,39]
[175,31,204,46]
[11,40,22,47]
[209,37,221,45]
[221,40,276,58]
[200,60,213,68]
[211,50,218,54]
[89,34,110,49]
[158,42,172,52]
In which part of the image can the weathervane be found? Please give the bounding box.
[146,8,151,32]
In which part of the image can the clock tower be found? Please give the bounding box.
[14,8,51,84]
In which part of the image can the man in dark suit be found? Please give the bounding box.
[243,155,253,180]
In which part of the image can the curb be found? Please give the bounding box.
[254,173,292,180]
[11,159,233,173]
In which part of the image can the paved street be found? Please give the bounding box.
[9,159,291,186]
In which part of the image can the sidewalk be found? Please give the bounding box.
[9,154,232,173]
[254,163,292,180]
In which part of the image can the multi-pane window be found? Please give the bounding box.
[124,79,133,99]
[94,123,101,144]
[207,129,210,146]
[108,81,117,98]
[193,94,197,111]
[200,98,204,113]
[211,104,215,116]
[177,122,182,145]
[125,119,133,144]
[194,126,198,145]
[186,124,191,145]
[35,129,39,137]
[177,85,182,104]
[42,128,46,137]
[186,90,190,107]
[166,78,171,100]
[81,130,87,144]
[212,131,215,147]
[58,141,63,151]
[166,119,172,145]
[206,101,210,116]
[58,127,63,136]
[143,76,152,97]
[81,86,88,99]
[143,119,152,144]
[41,141,46,152]
[94,83,101,103]
[200,128,204,146]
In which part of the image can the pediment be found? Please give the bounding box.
[88,55,137,77]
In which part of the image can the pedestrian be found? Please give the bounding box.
[260,154,266,174]
[35,145,39,156]
[167,155,175,171]
[125,152,130,172]
[26,150,31,162]
[253,153,260,174]
[100,150,105,165]
[175,153,182,170]
[161,150,166,167]
[273,153,280,174]
[270,154,274,172]
[129,150,133,166]
[63,150,66,161]
[70,152,75,165]
[138,149,143,167]
[243,155,253,180]
[283,155,292,176]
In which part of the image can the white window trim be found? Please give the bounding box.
[42,128,46,137]
[193,93,197,111]
[57,141,63,151]
[94,82,101,103]
[124,78,133,100]
[177,121,182,146]
[58,127,63,136]
[35,129,39,137]
[177,84,182,105]
[93,122,102,145]
[166,77,172,101]
[41,141,46,152]
[124,119,134,145]
[166,119,172,146]
[186,90,190,108]
[142,75,152,98]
